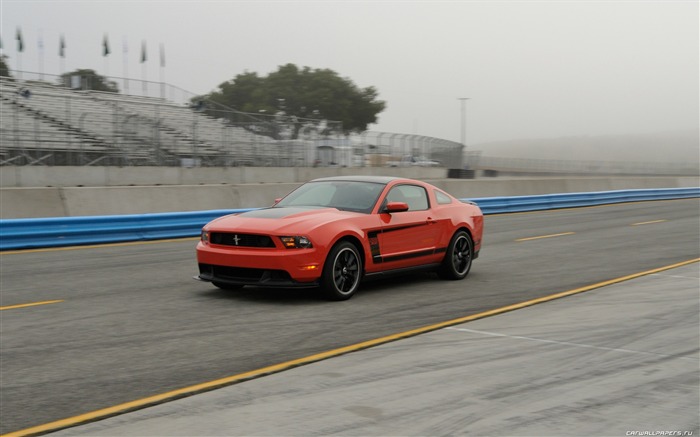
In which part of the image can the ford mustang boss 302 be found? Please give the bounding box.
[196,176,483,300]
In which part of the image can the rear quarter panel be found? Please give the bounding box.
[435,202,483,252]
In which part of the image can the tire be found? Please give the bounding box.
[320,241,362,301]
[212,281,244,291]
[438,230,473,280]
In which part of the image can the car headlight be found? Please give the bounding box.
[279,236,313,249]
[201,230,209,245]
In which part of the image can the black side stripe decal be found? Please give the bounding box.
[367,225,445,264]
[378,247,447,264]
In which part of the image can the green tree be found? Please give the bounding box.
[199,64,385,138]
[59,69,118,92]
[0,55,11,78]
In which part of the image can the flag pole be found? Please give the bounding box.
[16,27,23,81]
[59,34,65,80]
[159,43,165,99]
[38,29,44,81]
[103,33,110,79]
[141,40,147,97]
[123,36,129,94]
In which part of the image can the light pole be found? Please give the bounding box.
[458,97,470,146]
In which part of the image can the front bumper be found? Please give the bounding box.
[197,263,319,288]
[196,242,323,287]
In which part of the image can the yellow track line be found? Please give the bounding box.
[4,257,699,437]
[516,232,575,242]
[631,219,668,226]
[0,300,64,311]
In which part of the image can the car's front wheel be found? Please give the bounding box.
[438,230,473,280]
[320,241,362,301]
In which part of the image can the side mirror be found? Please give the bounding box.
[384,201,409,213]
[273,197,282,205]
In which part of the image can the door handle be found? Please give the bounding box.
[427,217,438,224]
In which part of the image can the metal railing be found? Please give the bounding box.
[358,131,464,169]
[4,188,698,250]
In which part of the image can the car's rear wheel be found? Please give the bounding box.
[212,281,244,290]
[438,230,473,280]
[320,241,362,301]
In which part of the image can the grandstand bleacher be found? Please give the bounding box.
[0,78,316,167]
[0,73,472,171]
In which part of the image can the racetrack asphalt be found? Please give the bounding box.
[43,261,699,437]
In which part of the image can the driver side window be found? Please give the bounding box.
[386,185,429,211]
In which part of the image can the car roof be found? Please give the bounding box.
[310,176,404,184]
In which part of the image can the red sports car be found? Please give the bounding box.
[196,176,483,300]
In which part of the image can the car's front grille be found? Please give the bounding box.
[210,232,275,248]
[199,264,293,283]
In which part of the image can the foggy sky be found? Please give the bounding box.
[1,0,698,146]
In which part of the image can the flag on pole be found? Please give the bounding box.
[59,34,66,57]
[103,34,110,56]
[159,43,165,67]
[140,40,147,63]
[16,28,24,52]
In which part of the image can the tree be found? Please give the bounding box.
[59,69,119,92]
[0,55,11,78]
[198,64,385,138]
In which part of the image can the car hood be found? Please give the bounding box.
[206,206,360,234]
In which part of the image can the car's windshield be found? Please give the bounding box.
[275,181,386,213]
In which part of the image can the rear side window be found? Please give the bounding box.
[435,190,453,205]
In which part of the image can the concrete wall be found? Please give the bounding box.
[0,166,447,187]
[1,175,698,219]
[0,187,69,218]
[436,176,700,198]
[0,184,302,218]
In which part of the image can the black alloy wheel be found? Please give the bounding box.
[321,241,362,301]
[438,230,473,280]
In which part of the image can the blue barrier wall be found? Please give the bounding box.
[1,188,698,251]
[470,187,700,214]
[0,210,249,250]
